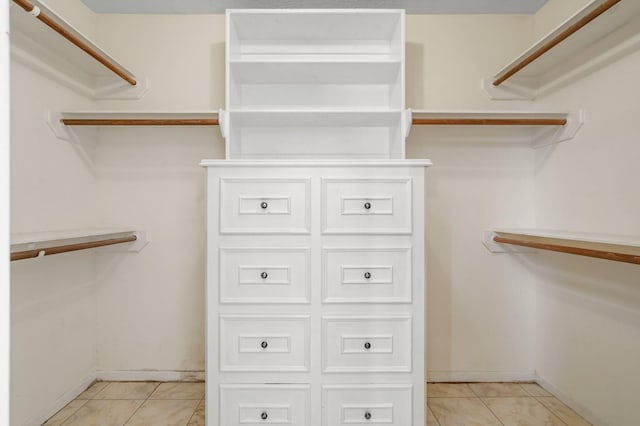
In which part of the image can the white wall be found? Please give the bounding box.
[531,2,640,423]
[9,1,99,424]
[405,15,538,381]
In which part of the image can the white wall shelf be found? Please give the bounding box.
[410,110,583,147]
[10,0,148,99]
[483,229,640,265]
[48,110,220,141]
[224,9,406,159]
[483,0,640,99]
[11,229,148,261]
[220,109,410,159]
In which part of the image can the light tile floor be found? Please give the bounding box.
[43,381,591,425]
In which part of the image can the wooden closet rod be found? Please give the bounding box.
[493,0,621,86]
[62,118,219,126]
[493,235,640,265]
[12,0,137,86]
[411,118,567,126]
[11,235,138,261]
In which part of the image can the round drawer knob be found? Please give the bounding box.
[364,272,371,279]
[261,201,268,209]
[260,272,268,279]
[364,202,371,210]
[261,341,268,349]
[364,342,371,350]
[261,411,268,420]
[364,411,372,420]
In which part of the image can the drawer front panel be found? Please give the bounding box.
[322,247,412,303]
[220,247,310,303]
[322,178,412,234]
[220,315,310,372]
[322,316,411,373]
[322,385,412,426]
[220,384,310,426]
[220,178,310,234]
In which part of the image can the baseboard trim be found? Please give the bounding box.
[95,370,205,382]
[427,370,536,383]
[535,373,606,426]
[23,372,97,426]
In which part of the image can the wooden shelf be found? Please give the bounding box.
[410,110,582,147]
[11,229,148,261]
[10,0,147,99]
[484,229,640,265]
[484,0,640,99]
[48,111,221,141]
[411,111,568,126]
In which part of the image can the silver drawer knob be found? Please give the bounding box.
[364,202,371,210]
[364,342,371,350]
[261,201,268,209]
[261,411,268,420]
[260,272,268,279]
[261,341,268,349]
[364,272,371,279]
[364,411,372,420]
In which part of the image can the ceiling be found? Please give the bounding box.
[80,0,549,15]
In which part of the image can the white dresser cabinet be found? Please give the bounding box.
[203,162,429,425]
[204,9,431,425]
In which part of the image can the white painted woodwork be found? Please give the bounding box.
[322,384,412,426]
[322,177,412,234]
[219,177,311,234]
[204,162,428,426]
[322,316,412,373]
[219,384,311,426]
[219,315,310,372]
[219,247,311,304]
[223,9,408,159]
[322,247,412,303]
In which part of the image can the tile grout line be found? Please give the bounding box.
[471,384,506,426]
[534,395,575,426]
[185,397,204,426]
[122,381,160,426]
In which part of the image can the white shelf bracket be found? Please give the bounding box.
[482,230,536,254]
[481,77,537,100]
[532,109,585,148]
[403,109,412,138]
[218,109,229,139]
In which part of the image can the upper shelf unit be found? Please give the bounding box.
[224,9,407,159]
[484,0,640,99]
[10,0,147,99]
[227,10,403,61]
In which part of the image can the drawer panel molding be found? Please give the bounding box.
[321,178,412,234]
[322,384,413,426]
[220,315,310,372]
[322,316,412,373]
[220,178,311,234]
[220,247,310,304]
[220,384,311,426]
[322,247,412,303]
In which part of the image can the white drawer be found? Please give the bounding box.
[219,315,310,372]
[219,178,311,234]
[220,384,310,426]
[322,316,411,373]
[321,178,412,234]
[220,247,310,304]
[322,247,412,303]
[322,385,412,426]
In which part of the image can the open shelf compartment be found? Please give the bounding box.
[222,110,409,160]
[227,9,404,61]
